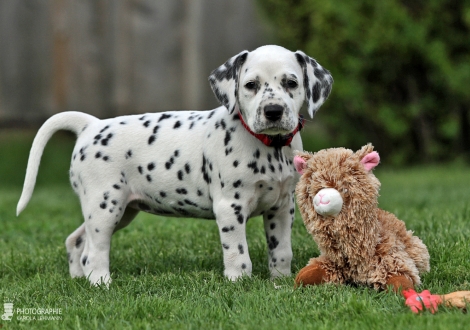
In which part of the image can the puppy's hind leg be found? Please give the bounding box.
[65,223,87,278]
[78,192,129,286]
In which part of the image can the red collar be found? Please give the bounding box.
[237,112,305,148]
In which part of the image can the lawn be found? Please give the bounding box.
[0,130,469,329]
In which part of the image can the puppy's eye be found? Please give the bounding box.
[244,81,256,90]
[286,80,298,89]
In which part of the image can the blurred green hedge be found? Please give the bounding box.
[257,0,470,164]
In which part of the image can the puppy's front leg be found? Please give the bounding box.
[263,193,294,278]
[214,200,252,280]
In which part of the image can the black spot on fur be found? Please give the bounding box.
[173,121,182,129]
[233,180,242,188]
[184,163,191,174]
[158,113,172,122]
[95,152,102,158]
[222,243,229,250]
[224,131,232,146]
[268,235,279,250]
[160,191,167,198]
[100,125,110,133]
[238,244,244,254]
[101,133,113,146]
[312,81,321,103]
[93,134,102,145]
[177,170,184,180]
[233,160,239,167]
[100,202,107,209]
[82,255,88,266]
[184,199,198,207]
[148,135,156,145]
[143,120,151,127]
[247,161,259,174]
[75,236,83,248]
[202,154,212,184]
[147,162,155,171]
[165,159,174,170]
[138,166,143,174]
[176,188,188,195]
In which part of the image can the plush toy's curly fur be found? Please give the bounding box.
[294,144,430,291]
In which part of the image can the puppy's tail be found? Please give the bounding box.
[17,112,97,216]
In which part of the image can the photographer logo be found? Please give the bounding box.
[1,302,62,322]
[1,303,13,321]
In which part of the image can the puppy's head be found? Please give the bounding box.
[209,45,333,135]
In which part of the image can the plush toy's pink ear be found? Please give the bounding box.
[361,151,380,171]
[294,155,307,174]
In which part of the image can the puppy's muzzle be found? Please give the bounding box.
[264,104,284,122]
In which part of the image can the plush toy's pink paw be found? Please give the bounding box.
[403,289,440,314]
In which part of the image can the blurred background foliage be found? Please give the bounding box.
[257,0,470,165]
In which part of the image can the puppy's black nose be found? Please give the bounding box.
[264,104,283,121]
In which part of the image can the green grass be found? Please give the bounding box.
[1,131,470,329]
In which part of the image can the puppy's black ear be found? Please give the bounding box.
[209,51,249,114]
[294,51,333,118]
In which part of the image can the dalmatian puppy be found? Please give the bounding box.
[17,45,333,285]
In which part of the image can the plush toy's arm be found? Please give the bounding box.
[440,291,470,309]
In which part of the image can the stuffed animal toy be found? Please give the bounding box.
[293,144,470,312]
[293,143,429,291]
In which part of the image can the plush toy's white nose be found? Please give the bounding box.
[313,188,343,217]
